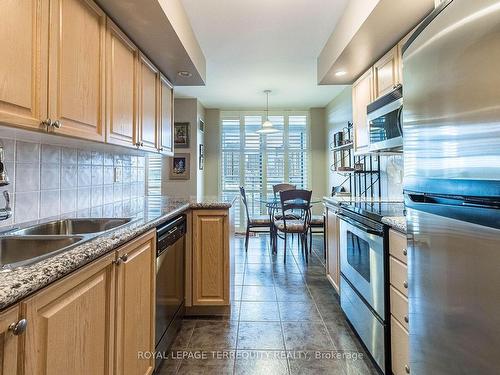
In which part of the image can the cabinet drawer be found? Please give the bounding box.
[389,229,407,265]
[391,317,410,375]
[390,286,409,331]
[390,256,408,297]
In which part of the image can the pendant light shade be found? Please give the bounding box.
[257,90,279,134]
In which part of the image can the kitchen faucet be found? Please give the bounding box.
[0,146,12,221]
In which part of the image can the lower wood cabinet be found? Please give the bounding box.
[325,205,340,293]
[192,210,230,306]
[0,306,22,375]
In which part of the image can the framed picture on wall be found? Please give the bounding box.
[169,153,190,180]
[174,122,190,148]
[199,119,205,132]
[199,144,204,170]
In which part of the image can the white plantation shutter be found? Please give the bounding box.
[221,111,309,231]
[147,154,162,199]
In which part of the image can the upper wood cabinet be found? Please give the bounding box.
[0,0,48,130]
[352,68,374,154]
[397,29,414,86]
[0,306,22,375]
[22,253,115,375]
[48,0,106,141]
[114,230,156,375]
[192,210,230,306]
[105,19,138,148]
[138,53,160,151]
[325,206,340,293]
[373,46,400,99]
[159,74,175,155]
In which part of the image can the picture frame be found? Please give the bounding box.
[174,122,190,148]
[199,119,205,132]
[199,144,204,170]
[169,153,190,180]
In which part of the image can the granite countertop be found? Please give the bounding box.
[381,216,407,233]
[0,195,235,310]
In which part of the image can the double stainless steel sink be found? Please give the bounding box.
[0,218,132,269]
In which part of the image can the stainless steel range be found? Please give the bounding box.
[337,200,405,374]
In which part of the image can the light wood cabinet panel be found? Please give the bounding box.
[325,206,340,293]
[0,306,21,375]
[373,46,400,99]
[352,68,373,154]
[192,210,230,306]
[48,0,106,141]
[391,317,410,375]
[397,29,416,85]
[389,229,407,265]
[23,253,115,375]
[0,0,48,129]
[390,286,409,331]
[390,256,408,297]
[159,74,174,155]
[114,230,156,375]
[106,19,138,148]
[138,53,159,151]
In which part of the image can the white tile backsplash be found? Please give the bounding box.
[0,138,146,226]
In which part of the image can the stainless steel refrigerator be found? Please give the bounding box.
[402,0,500,374]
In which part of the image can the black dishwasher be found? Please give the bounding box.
[155,215,186,371]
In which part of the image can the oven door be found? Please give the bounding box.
[339,215,385,319]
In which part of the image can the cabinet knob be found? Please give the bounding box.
[135,142,144,147]
[121,253,128,262]
[9,319,28,336]
[403,248,407,256]
[52,120,62,129]
[404,315,409,323]
[403,281,408,289]
[405,365,410,374]
[159,147,164,152]
[41,118,52,128]
[114,258,123,265]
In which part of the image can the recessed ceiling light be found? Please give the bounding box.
[178,71,192,78]
[335,71,347,77]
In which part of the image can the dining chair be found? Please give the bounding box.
[240,186,272,252]
[272,183,296,197]
[309,214,325,256]
[274,189,312,263]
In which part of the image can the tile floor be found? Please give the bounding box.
[157,234,378,375]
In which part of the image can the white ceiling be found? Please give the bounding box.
[175,0,348,109]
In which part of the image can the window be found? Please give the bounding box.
[220,112,309,230]
[147,154,162,203]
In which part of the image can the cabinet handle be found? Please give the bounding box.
[405,364,410,373]
[403,248,407,256]
[404,315,409,323]
[135,142,144,147]
[41,118,52,128]
[52,120,62,129]
[403,281,408,289]
[9,319,27,336]
[159,147,164,152]
[113,258,123,265]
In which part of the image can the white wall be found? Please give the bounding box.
[204,109,221,197]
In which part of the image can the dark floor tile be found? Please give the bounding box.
[170,320,196,349]
[282,322,335,351]
[325,321,359,351]
[229,301,241,321]
[235,273,244,285]
[343,355,379,375]
[278,301,322,322]
[243,271,275,286]
[176,350,235,375]
[234,262,246,274]
[188,321,238,349]
[237,322,285,350]
[233,286,243,301]
[275,286,313,303]
[155,356,182,375]
[287,350,347,375]
[241,285,277,301]
[246,263,273,273]
[240,301,280,322]
[235,350,289,375]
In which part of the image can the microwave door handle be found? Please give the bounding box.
[397,106,403,135]
[337,213,383,236]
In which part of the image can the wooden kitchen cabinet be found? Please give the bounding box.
[352,68,374,154]
[138,53,160,151]
[105,19,138,148]
[373,46,400,99]
[0,306,22,375]
[192,210,230,306]
[114,230,156,375]
[48,0,106,141]
[391,317,410,375]
[0,0,48,130]
[325,205,340,293]
[158,74,175,155]
[23,252,116,375]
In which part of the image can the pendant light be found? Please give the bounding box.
[257,90,279,134]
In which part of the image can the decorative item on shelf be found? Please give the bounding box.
[336,166,355,172]
[354,162,364,172]
[199,144,204,170]
[256,90,280,134]
[199,119,205,132]
[334,131,344,147]
[174,122,190,148]
[169,153,190,180]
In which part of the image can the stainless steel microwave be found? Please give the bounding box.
[367,84,403,152]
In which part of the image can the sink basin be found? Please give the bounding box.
[0,236,83,269]
[11,218,132,236]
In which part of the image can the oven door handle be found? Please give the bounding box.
[337,213,383,236]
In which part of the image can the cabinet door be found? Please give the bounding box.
[106,19,138,148]
[397,29,414,85]
[114,230,156,375]
[0,0,48,129]
[0,306,21,375]
[23,253,115,375]
[352,68,373,153]
[138,54,159,151]
[192,210,230,306]
[48,0,106,141]
[373,46,400,99]
[325,207,340,293]
[159,74,174,155]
